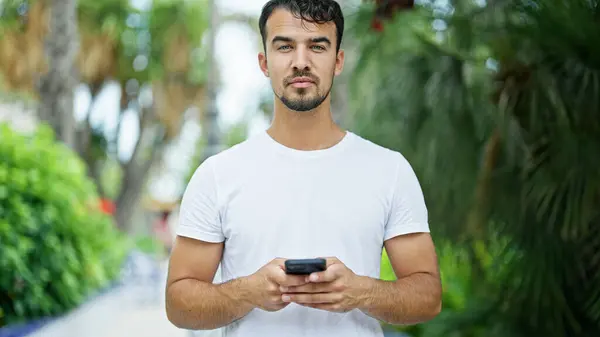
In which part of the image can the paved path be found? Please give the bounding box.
[27,285,186,337]
[27,253,222,337]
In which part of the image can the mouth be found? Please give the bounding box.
[288,76,315,88]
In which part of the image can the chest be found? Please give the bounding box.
[219,165,390,274]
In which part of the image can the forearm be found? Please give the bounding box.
[166,277,255,330]
[357,273,442,325]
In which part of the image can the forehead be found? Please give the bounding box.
[265,8,336,41]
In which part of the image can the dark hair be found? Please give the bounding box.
[258,0,344,53]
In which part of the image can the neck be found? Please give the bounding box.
[267,97,346,151]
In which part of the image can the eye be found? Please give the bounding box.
[278,45,292,51]
[311,45,326,51]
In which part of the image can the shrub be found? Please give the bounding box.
[0,123,129,327]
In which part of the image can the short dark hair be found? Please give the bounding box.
[258,0,345,53]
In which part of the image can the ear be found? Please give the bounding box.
[334,49,345,76]
[258,52,269,77]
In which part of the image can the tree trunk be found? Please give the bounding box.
[38,0,79,149]
[331,74,350,128]
[332,0,361,129]
[467,130,500,239]
[464,130,501,286]
[114,147,162,233]
[114,102,166,233]
[201,0,222,162]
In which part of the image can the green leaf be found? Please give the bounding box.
[349,0,600,335]
[0,123,129,324]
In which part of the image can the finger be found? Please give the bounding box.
[272,258,286,268]
[282,292,340,304]
[271,267,301,287]
[272,270,307,287]
[269,293,286,305]
[313,256,340,269]
[280,282,329,293]
[307,264,344,283]
[281,275,308,287]
[324,257,340,268]
[269,265,287,282]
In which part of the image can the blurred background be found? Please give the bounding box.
[1,0,600,336]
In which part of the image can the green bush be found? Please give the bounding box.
[0,123,129,327]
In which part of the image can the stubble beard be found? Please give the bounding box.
[277,79,333,112]
[279,89,329,112]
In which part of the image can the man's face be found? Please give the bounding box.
[258,9,345,112]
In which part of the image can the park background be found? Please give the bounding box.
[1,0,599,336]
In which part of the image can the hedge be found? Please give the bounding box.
[0,123,128,328]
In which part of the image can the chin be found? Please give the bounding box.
[282,99,324,112]
[277,89,329,112]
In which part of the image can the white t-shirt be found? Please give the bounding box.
[177,130,430,337]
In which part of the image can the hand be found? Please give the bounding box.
[279,257,366,313]
[245,258,308,312]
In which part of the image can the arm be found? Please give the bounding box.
[165,236,255,330]
[166,237,308,330]
[166,158,254,330]
[357,153,442,324]
[281,153,441,324]
[357,232,442,325]
[166,158,307,329]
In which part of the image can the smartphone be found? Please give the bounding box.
[284,258,327,275]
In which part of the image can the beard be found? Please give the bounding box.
[276,71,333,112]
[279,87,331,112]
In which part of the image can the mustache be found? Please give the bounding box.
[284,71,319,85]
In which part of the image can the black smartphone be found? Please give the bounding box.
[284,258,327,275]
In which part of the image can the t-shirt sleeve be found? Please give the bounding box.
[384,153,430,241]
[177,157,225,243]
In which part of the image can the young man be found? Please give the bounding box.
[165,0,442,336]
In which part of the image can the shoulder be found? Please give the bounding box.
[348,132,412,171]
[201,131,266,165]
[188,132,267,183]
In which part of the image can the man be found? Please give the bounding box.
[165,0,442,336]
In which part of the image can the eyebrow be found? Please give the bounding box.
[310,37,331,46]
[272,36,293,44]
[271,36,332,46]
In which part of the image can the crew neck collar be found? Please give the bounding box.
[261,130,355,158]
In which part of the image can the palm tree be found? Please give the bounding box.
[349,0,600,336]
[37,0,79,148]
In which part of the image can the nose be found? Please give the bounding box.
[291,47,310,72]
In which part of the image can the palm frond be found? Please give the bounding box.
[349,0,600,335]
